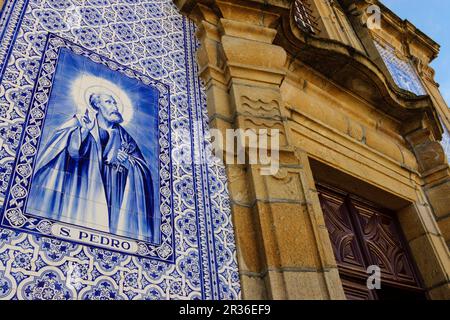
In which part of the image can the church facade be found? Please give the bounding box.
[0,0,448,300]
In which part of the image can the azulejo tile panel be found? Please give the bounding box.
[0,0,240,300]
[374,41,427,96]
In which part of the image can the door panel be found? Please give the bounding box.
[317,184,425,300]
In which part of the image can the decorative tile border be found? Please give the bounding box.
[440,118,450,159]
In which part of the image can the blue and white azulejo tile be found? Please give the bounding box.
[0,0,240,300]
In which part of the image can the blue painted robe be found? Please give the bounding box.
[27,115,156,242]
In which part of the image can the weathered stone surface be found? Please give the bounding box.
[232,204,263,273]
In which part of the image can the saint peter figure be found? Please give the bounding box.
[28,92,156,242]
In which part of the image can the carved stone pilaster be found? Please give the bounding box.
[175,0,345,299]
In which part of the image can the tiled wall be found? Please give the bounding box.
[0,0,240,300]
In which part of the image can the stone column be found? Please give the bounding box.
[404,119,450,247]
[175,0,345,299]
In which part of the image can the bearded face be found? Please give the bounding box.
[92,94,124,124]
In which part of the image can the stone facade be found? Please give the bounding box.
[0,0,448,300]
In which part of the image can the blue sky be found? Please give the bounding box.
[382,0,450,106]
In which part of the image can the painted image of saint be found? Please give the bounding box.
[28,79,156,242]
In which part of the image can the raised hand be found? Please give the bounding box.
[81,109,95,131]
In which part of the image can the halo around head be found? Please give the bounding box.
[71,74,134,125]
[84,85,123,112]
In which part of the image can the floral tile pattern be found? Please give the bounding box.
[374,41,427,96]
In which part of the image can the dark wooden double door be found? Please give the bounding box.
[317,184,425,300]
